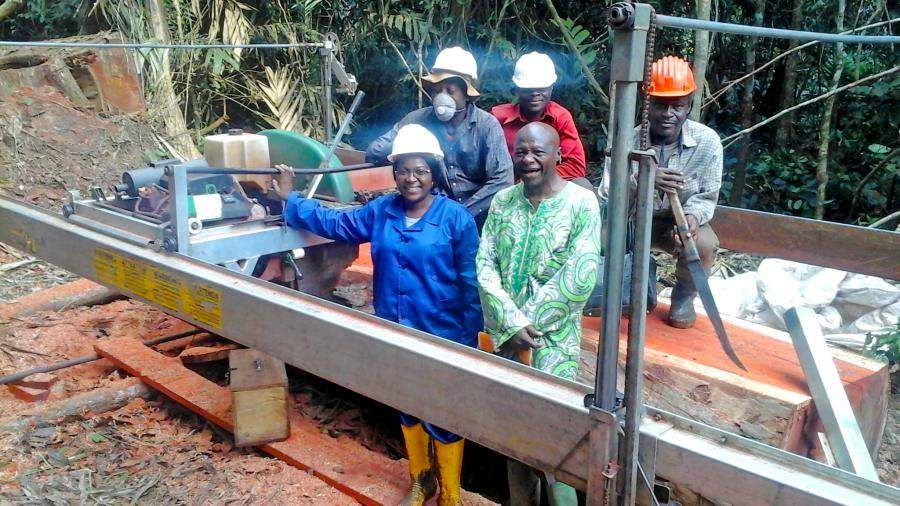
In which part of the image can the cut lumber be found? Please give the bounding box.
[6,383,51,402]
[152,332,213,354]
[178,343,239,363]
[0,377,152,432]
[579,303,889,460]
[94,337,495,506]
[229,349,289,447]
[9,372,58,390]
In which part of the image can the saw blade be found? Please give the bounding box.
[687,260,747,371]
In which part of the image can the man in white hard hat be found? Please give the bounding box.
[491,51,587,185]
[366,46,513,228]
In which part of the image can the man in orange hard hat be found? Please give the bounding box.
[600,56,723,328]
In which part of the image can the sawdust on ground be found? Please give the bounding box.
[0,289,404,503]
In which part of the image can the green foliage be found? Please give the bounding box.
[865,324,900,365]
[0,0,83,40]
[739,148,821,216]
[1,0,895,224]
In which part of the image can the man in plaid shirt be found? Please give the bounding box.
[601,56,723,328]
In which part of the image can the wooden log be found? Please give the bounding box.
[0,377,152,433]
[0,278,123,320]
[579,304,889,459]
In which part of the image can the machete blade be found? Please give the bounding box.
[687,260,748,371]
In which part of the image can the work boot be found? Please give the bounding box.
[400,424,437,506]
[434,439,465,506]
[667,281,697,328]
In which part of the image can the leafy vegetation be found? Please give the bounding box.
[866,323,900,365]
[0,0,896,225]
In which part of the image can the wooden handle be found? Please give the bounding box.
[665,189,701,263]
[478,331,533,366]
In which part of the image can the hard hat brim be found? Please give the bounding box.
[422,71,480,97]
[387,151,445,163]
[512,75,557,89]
[648,87,697,98]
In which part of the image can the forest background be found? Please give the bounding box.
[0,0,897,225]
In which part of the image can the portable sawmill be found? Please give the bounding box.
[1,4,899,505]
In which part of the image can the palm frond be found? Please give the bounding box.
[254,65,305,132]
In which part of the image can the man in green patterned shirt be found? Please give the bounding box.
[476,122,601,505]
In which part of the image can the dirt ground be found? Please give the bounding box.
[0,83,158,303]
[0,85,158,208]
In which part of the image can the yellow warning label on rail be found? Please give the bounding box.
[92,248,222,329]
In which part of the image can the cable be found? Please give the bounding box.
[0,41,324,50]
[656,15,900,44]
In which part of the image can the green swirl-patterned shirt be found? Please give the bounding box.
[476,182,602,380]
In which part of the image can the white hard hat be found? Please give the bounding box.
[512,51,558,89]
[422,46,480,97]
[388,124,444,162]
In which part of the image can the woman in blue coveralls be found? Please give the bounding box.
[274,124,481,506]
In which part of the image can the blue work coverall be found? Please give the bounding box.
[283,191,483,442]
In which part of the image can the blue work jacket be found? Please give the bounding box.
[283,192,482,347]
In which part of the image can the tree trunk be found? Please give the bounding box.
[774,0,804,145]
[729,0,765,207]
[144,0,200,160]
[728,0,766,207]
[814,0,846,220]
[689,0,711,121]
[0,378,152,433]
[0,0,23,23]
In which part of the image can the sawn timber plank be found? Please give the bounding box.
[579,303,888,458]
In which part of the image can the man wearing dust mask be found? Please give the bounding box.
[366,47,513,228]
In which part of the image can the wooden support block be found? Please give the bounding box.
[229,349,289,447]
[232,386,289,446]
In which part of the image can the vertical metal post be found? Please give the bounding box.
[597,2,652,412]
[623,153,656,504]
[320,41,334,143]
[168,164,190,255]
[590,4,652,505]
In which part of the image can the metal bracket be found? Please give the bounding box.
[629,148,659,166]
[586,406,618,505]
[610,3,653,82]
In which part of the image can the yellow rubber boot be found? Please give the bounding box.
[434,439,465,506]
[400,424,436,506]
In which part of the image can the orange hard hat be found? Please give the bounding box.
[648,56,697,97]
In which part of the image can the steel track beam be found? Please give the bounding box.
[2,195,898,506]
[0,195,602,487]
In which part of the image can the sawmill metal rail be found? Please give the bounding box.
[2,195,899,505]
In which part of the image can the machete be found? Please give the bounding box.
[666,189,747,371]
